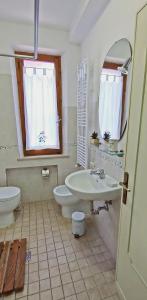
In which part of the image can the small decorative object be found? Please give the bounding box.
[90,131,99,145]
[103,131,110,151]
[103,131,111,142]
[109,139,118,152]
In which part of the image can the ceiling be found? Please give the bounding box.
[0,0,82,30]
[0,0,110,42]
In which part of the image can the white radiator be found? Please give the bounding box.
[77,60,88,168]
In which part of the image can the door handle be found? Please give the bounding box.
[119,182,131,192]
[119,172,130,205]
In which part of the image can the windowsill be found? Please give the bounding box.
[17,154,70,161]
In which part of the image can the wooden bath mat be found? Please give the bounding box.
[0,238,26,295]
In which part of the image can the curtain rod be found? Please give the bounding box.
[0,0,39,60]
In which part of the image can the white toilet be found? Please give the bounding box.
[0,187,21,228]
[53,185,80,218]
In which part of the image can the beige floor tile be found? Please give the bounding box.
[51,275,62,288]
[30,255,38,264]
[40,289,52,300]
[59,263,70,274]
[84,277,97,290]
[65,296,77,300]
[63,283,75,297]
[29,272,39,283]
[94,272,106,286]
[69,261,79,271]
[106,295,120,300]
[76,291,89,300]
[39,253,48,262]
[52,286,64,300]
[50,266,60,277]
[39,268,49,280]
[28,293,40,300]
[67,253,76,262]
[30,247,37,255]
[89,265,100,276]
[39,260,48,270]
[71,270,82,282]
[47,244,55,252]
[55,242,63,249]
[65,246,74,255]
[74,280,86,294]
[103,270,115,283]
[99,282,117,299]
[40,278,51,291]
[29,262,38,273]
[58,255,67,265]
[0,201,118,300]
[87,288,101,300]
[61,272,72,284]
[48,250,57,259]
[49,258,58,268]
[80,267,92,279]
[77,258,88,269]
[56,248,65,257]
[75,251,84,259]
[28,281,39,295]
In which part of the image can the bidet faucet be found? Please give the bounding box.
[90,168,105,179]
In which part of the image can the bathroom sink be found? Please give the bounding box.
[65,169,121,201]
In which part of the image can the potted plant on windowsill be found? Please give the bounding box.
[103,131,111,150]
[90,131,99,145]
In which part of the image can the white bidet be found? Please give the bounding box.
[53,185,80,218]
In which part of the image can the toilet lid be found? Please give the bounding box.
[0,187,20,201]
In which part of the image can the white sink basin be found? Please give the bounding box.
[65,169,121,201]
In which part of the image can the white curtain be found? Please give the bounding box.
[99,68,123,140]
[23,64,59,150]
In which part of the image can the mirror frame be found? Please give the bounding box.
[98,38,133,142]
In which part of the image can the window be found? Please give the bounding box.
[15,52,62,156]
[99,62,126,140]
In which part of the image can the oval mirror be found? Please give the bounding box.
[98,38,132,142]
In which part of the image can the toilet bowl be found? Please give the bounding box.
[0,187,21,228]
[53,185,80,218]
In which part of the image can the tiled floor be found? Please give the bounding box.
[0,200,120,300]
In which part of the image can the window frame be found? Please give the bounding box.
[15,52,63,156]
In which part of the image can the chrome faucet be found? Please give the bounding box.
[90,168,105,179]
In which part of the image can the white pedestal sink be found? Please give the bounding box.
[65,169,121,201]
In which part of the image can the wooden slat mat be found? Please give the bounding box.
[0,238,27,295]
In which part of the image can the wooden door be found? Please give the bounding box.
[116,4,147,300]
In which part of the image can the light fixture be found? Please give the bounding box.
[117,57,132,75]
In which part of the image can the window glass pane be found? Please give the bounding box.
[23,60,59,150]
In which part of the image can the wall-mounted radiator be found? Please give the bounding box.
[77,60,88,168]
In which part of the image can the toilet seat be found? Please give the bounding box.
[0,187,20,201]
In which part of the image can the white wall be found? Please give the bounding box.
[80,0,147,259]
[0,21,80,201]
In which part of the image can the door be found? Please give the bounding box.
[116,4,147,300]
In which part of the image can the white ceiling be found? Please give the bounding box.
[0,0,110,42]
[0,0,82,30]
